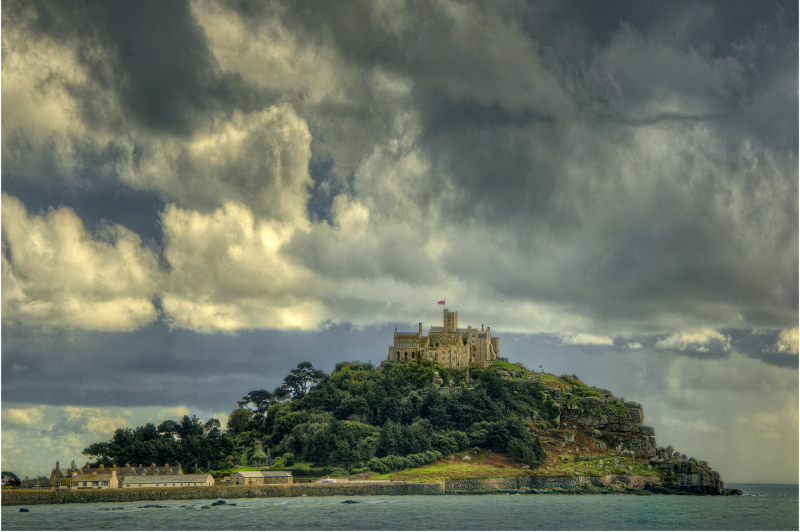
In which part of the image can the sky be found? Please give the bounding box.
[1,0,797,484]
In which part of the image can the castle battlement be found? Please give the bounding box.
[387,308,499,369]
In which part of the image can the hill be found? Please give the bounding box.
[81,358,732,495]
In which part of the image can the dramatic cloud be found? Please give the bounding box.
[160,201,322,332]
[2,194,164,331]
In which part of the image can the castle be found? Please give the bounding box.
[387,308,499,369]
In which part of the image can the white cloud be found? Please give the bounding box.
[2,194,164,331]
[774,327,798,355]
[160,201,324,332]
[654,329,731,353]
[2,406,48,429]
[558,333,614,346]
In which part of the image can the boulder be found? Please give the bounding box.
[583,396,606,407]
[628,407,644,423]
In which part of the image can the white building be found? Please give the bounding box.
[119,474,214,488]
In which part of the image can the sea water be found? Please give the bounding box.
[2,484,797,530]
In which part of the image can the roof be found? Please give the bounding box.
[71,473,114,482]
[116,465,182,477]
[20,478,52,488]
[234,470,292,477]
[251,443,268,459]
[121,474,211,484]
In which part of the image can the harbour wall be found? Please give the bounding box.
[2,482,445,506]
[3,475,721,506]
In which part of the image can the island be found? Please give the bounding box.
[2,310,740,506]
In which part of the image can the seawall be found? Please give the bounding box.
[3,474,733,506]
[1,482,445,506]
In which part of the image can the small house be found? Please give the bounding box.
[232,470,293,485]
[69,469,119,490]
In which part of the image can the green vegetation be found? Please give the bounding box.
[82,359,552,476]
[2,471,21,488]
[82,414,233,472]
[81,359,663,484]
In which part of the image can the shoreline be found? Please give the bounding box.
[1,476,740,506]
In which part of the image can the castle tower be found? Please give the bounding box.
[443,308,458,332]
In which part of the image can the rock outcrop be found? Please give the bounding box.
[539,384,729,494]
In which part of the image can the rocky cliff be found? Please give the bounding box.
[534,382,731,494]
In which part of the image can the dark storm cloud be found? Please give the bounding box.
[5,0,260,135]
[1,323,395,410]
[1,175,166,244]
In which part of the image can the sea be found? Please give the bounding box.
[2,484,797,531]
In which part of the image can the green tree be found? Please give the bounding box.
[278,362,326,399]
[2,471,20,487]
[227,409,253,434]
[157,420,179,436]
[177,415,205,438]
[238,390,275,413]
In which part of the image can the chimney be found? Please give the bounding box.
[419,323,422,335]
[482,324,484,332]
[99,464,104,470]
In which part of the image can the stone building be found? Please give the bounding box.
[232,470,293,485]
[388,308,499,369]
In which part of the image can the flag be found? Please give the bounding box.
[437,300,445,305]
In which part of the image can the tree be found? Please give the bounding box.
[2,471,20,487]
[227,408,253,434]
[238,390,275,413]
[177,415,205,438]
[278,362,326,400]
[157,420,180,436]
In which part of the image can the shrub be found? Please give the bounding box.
[282,453,295,467]
[367,457,391,474]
